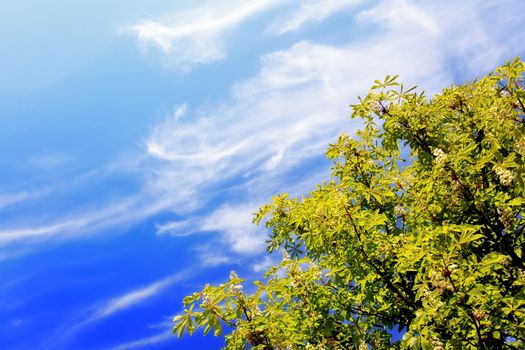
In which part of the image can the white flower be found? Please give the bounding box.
[518,269,525,282]
[394,204,407,217]
[229,270,238,280]
[516,137,525,155]
[432,337,444,350]
[433,148,447,165]
[494,165,514,186]
[251,305,262,317]
[202,293,212,305]
[498,208,514,231]
[370,101,385,115]
[500,90,511,97]
[448,264,458,274]
[282,250,291,262]
[422,290,431,299]
[359,342,368,350]
[472,309,487,320]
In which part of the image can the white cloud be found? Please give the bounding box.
[268,0,364,35]
[358,0,525,76]
[201,203,266,254]
[123,0,284,70]
[109,329,173,350]
[358,0,439,35]
[27,152,70,169]
[43,271,189,349]
[155,218,199,236]
[93,272,187,319]
[200,252,233,267]
[100,272,186,318]
[0,189,176,248]
[42,269,188,349]
[252,255,278,273]
[0,192,31,209]
[172,104,187,120]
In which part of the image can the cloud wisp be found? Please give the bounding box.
[44,271,190,349]
[268,0,364,35]
[109,329,173,350]
[0,192,32,209]
[92,271,188,320]
[123,0,284,70]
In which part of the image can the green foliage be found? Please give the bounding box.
[174,59,525,349]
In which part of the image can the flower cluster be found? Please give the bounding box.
[448,264,458,275]
[498,208,514,231]
[421,289,432,300]
[433,148,448,165]
[371,101,386,115]
[394,204,407,217]
[202,292,212,306]
[250,305,262,318]
[516,137,525,156]
[472,310,487,321]
[494,165,514,186]
[368,92,386,115]
[518,269,525,282]
[228,284,243,294]
[500,89,511,97]
[229,270,238,280]
[358,342,369,350]
[282,250,291,262]
[429,270,452,294]
[432,337,444,350]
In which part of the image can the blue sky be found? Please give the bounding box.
[0,0,524,349]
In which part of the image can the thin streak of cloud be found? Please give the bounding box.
[109,329,173,350]
[27,152,70,169]
[0,191,173,248]
[93,271,188,320]
[155,218,200,236]
[0,192,31,209]
[268,0,364,35]
[43,271,190,349]
[357,0,439,35]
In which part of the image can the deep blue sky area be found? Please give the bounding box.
[1,1,525,349]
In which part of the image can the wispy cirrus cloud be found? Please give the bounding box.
[123,0,367,71]
[45,271,189,349]
[201,203,266,254]
[122,0,284,70]
[92,271,188,320]
[0,192,32,209]
[148,0,525,258]
[109,329,173,350]
[268,0,364,35]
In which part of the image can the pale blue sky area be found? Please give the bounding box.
[0,1,524,349]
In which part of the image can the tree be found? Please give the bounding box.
[173,59,525,349]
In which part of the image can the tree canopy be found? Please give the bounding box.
[173,59,525,349]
